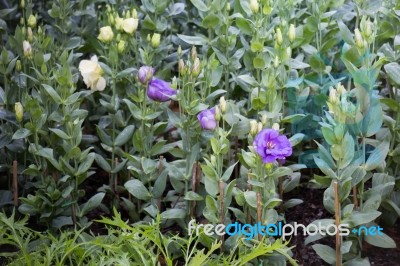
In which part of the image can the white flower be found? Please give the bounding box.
[78,55,106,91]
[98,26,114,43]
[23,40,32,58]
[122,18,138,34]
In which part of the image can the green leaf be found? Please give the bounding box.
[289,133,305,147]
[177,34,207,45]
[314,157,337,179]
[384,62,400,85]
[79,192,105,217]
[189,0,209,12]
[152,169,168,198]
[76,152,95,176]
[202,14,220,28]
[270,167,293,179]
[337,20,354,45]
[160,208,186,219]
[312,244,336,265]
[364,232,396,248]
[124,179,151,200]
[94,154,111,172]
[114,125,135,146]
[36,148,62,171]
[184,191,203,201]
[49,128,70,140]
[365,142,389,171]
[221,162,238,182]
[42,84,62,104]
[12,128,31,139]
[116,68,135,79]
[244,191,257,208]
[346,211,381,227]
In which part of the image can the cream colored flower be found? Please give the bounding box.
[122,18,138,34]
[79,55,106,91]
[98,26,114,43]
[289,24,296,42]
[23,40,32,58]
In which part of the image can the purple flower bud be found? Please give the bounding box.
[253,129,292,163]
[197,107,217,130]
[147,78,176,102]
[138,66,154,84]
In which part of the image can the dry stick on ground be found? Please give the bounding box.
[257,192,262,241]
[219,179,224,244]
[334,181,342,266]
[352,187,358,209]
[247,171,252,224]
[12,160,18,206]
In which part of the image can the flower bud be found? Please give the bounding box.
[191,46,197,61]
[138,65,154,84]
[329,88,338,104]
[191,57,200,77]
[98,26,114,43]
[125,10,131,19]
[20,17,24,26]
[336,83,346,96]
[265,163,273,171]
[178,59,186,75]
[286,47,292,58]
[117,40,126,53]
[177,45,182,56]
[276,28,283,46]
[354,28,364,49]
[27,14,37,28]
[250,120,258,136]
[115,16,124,31]
[20,0,25,8]
[215,106,221,121]
[106,5,111,12]
[147,34,151,42]
[288,24,296,43]
[132,8,138,19]
[257,122,263,133]
[219,96,226,113]
[16,60,22,72]
[151,33,161,48]
[250,0,259,14]
[261,114,267,126]
[27,27,33,42]
[272,123,280,131]
[274,56,279,68]
[226,2,231,11]
[41,63,47,74]
[108,14,115,25]
[15,102,24,123]
[364,20,373,38]
[23,40,32,58]
[37,26,42,35]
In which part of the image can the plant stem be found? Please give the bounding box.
[334,181,342,266]
[12,160,18,206]
[257,192,262,241]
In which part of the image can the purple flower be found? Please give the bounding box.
[138,66,154,84]
[197,107,217,130]
[147,78,177,102]
[253,129,292,163]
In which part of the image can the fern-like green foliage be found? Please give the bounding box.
[0,209,297,265]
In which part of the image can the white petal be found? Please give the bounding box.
[95,77,106,91]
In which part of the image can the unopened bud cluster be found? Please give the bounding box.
[178,46,202,78]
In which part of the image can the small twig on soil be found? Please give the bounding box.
[352,186,358,209]
[12,160,18,206]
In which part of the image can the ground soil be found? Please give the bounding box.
[286,183,400,266]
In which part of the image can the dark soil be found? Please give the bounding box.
[286,184,400,266]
